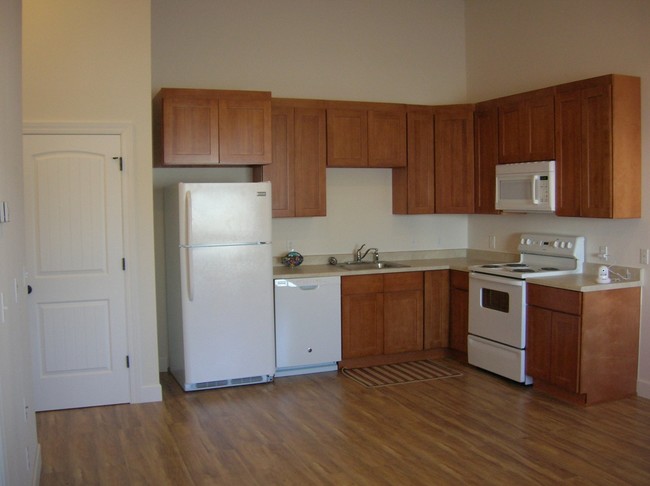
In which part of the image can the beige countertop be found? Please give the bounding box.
[273,250,644,292]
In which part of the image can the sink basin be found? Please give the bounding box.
[337,261,410,270]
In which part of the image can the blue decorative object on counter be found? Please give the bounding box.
[282,250,304,268]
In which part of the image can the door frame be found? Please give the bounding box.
[23,122,140,404]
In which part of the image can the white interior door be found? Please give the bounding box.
[23,134,130,411]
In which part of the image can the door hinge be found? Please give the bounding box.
[126,355,130,368]
[122,258,126,271]
[113,156,124,171]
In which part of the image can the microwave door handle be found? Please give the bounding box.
[532,175,540,205]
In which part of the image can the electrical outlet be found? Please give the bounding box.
[489,235,496,249]
[640,249,650,265]
[598,245,609,261]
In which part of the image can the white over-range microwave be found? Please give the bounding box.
[495,160,555,213]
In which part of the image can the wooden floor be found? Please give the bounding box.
[37,359,650,485]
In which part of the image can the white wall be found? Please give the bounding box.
[152,0,470,369]
[0,0,39,484]
[22,0,162,403]
[465,0,650,397]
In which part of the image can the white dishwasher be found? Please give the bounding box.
[274,276,341,377]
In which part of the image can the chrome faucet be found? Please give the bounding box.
[355,244,380,263]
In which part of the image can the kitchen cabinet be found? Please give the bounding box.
[497,87,555,164]
[473,102,499,214]
[153,88,271,167]
[554,74,641,218]
[253,99,326,217]
[424,270,450,349]
[448,270,468,357]
[341,275,384,359]
[341,272,424,359]
[327,102,406,168]
[526,283,640,405]
[392,105,474,214]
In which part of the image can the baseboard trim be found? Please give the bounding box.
[637,378,650,399]
[134,384,162,404]
[32,443,41,486]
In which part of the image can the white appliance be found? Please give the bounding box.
[164,182,275,391]
[495,161,555,213]
[467,234,585,384]
[274,277,342,377]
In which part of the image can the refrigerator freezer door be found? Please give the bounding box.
[179,243,275,387]
[180,182,271,246]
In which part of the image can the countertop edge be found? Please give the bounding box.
[273,258,643,292]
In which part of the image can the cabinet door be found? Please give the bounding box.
[341,275,383,358]
[368,109,407,168]
[383,273,423,354]
[396,110,435,214]
[498,101,521,163]
[424,270,449,349]
[434,107,474,213]
[260,106,295,217]
[580,84,613,218]
[526,305,552,381]
[526,92,556,161]
[449,287,468,354]
[327,109,368,167]
[555,89,582,216]
[294,108,327,217]
[219,97,272,165]
[161,97,220,166]
[550,312,581,392]
[474,105,499,214]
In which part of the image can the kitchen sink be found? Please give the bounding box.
[337,261,411,270]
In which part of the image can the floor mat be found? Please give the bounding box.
[341,360,462,388]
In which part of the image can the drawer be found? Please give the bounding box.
[341,274,383,295]
[527,283,582,315]
[384,271,423,292]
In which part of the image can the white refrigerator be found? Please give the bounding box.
[164,182,275,391]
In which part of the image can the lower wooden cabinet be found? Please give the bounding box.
[448,270,469,356]
[341,270,449,363]
[526,283,640,405]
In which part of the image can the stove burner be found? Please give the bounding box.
[505,263,527,268]
[481,264,502,268]
[540,267,559,271]
[512,268,534,273]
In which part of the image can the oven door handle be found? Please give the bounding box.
[469,272,526,288]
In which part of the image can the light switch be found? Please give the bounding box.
[0,201,9,223]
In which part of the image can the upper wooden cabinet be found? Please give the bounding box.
[327,102,406,168]
[153,88,272,167]
[253,99,327,218]
[555,75,641,218]
[473,101,499,214]
[497,87,555,164]
[393,104,474,214]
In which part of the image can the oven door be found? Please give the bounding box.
[468,272,526,348]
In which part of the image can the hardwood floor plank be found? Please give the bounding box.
[37,360,650,485]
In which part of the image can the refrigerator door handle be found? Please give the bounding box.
[186,247,194,302]
[185,190,193,246]
[185,190,194,301]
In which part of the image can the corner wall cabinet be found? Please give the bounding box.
[392,105,474,214]
[327,102,406,168]
[253,99,327,217]
[526,283,640,405]
[554,74,641,218]
[153,88,272,166]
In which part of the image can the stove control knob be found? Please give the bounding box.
[553,240,560,248]
[525,238,532,245]
[567,242,573,249]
